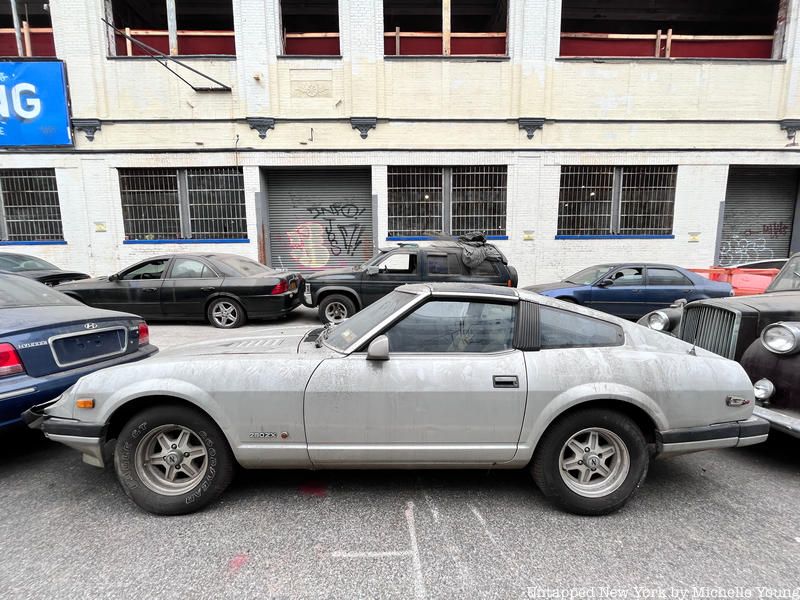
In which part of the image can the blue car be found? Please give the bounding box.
[0,273,157,429]
[524,263,733,319]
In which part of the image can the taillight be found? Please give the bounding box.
[138,322,150,346]
[0,343,25,377]
[271,279,289,295]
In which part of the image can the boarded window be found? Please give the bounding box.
[281,0,340,55]
[557,166,676,237]
[388,166,507,238]
[0,3,54,57]
[0,169,63,241]
[119,167,246,241]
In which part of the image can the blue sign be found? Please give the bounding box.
[0,61,72,147]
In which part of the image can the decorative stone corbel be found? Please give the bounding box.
[246,117,275,139]
[351,117,377,139]
[518,118,545,140]
[779,119,800,145]
[72,119,102,142]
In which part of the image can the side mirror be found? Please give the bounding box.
[366,335,390,361]
[366,265,379,276]
[108,273,120,282]
[597,278,614,288]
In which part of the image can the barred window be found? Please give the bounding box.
[0,169,64,241]
[388,166,507,238]
[557,166,677,237]
[119,167,246,241]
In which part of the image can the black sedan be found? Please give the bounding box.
[56,254,303,329]
[0,252,90,286]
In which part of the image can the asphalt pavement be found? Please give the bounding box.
[1,316,799,599]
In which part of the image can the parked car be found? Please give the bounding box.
[56,253,304,329]
[0,273,156,429]
[303,241,518,324]
[26,282,766,516]
[0,252,89,286]
[639,253,800,438]
[524,263,732,319]
[690,258,787,296]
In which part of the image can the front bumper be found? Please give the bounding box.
[753,405,800,439]
[658,415,769,454]
[23,403,107,467]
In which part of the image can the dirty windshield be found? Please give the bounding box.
[325,289,419,351]
[767,255,800,291]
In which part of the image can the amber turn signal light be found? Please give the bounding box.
[76,398,95,409]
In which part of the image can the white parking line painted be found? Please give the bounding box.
[331,551,413,558]
[405,501,427,600]
[423,492,440,523]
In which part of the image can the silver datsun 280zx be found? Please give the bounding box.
[25,283,769,516]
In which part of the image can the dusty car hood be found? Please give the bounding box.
[154,330,319,359]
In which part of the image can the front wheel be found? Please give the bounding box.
[113,405,235,515]
[531,409,648,516]
[207,297,247,329]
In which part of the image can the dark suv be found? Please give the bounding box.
[303,242,518,323]
[639,252,800,439]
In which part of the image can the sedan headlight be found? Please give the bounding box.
[760,322,800,354]
[753,378,775,401]
[647,311,671,331]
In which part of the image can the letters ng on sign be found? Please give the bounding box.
[0,61,72,147]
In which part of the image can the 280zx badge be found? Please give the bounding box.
[249,432,278,439]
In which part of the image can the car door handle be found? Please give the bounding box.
[201,287,216,292]
[143,287,157,293]
[493,375,519,389]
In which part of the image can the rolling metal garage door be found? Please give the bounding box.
[266,168,373,271]
[718,167,798,266]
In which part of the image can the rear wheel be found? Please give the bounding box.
[319,294,356,324]
[207,297,246,329]
[113,405,235,515]
[531,409,648,515]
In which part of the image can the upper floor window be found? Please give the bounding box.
[557,166,677,238]
[0,1,54,57]
[388,166,507,239]
[281,0,340,56]
[118,167,246,241]
[0,169,63,241]
[110,0,235,57]
[560,0,782,60]
[384,0,507,56]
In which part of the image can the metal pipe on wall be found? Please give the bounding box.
[8,0,24,57]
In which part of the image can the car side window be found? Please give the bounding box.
[170,259,213,279]
[539,305,623,349]
[120,259,168,281]
[470,261,498,277]
[647,268,692,286]
[385,300,515,353]
[606,267,643,287]
[378,253,417,274]
[427,253,462,275]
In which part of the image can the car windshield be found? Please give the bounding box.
[767,256,800,291]
[324,290,420,352]
[0,254,58,272]
[0,276,80,308]
[359,250,391,269]
[565,265,614,285]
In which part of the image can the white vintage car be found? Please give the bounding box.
[26,283,768,516]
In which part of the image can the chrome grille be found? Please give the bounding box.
[679,305,739,359]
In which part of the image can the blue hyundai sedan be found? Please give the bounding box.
[524,263,732,319]
[0,273,157,429]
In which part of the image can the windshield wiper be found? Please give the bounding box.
[315,322,336,348]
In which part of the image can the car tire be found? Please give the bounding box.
[113,405,235,515]
[319,294,356,324]
[207,297,247,329]
[531,409,648,516]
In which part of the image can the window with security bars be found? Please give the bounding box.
[557,166,677,236]
[0,169,64,241]
[119,167,246,240]
[388,166,507,237]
